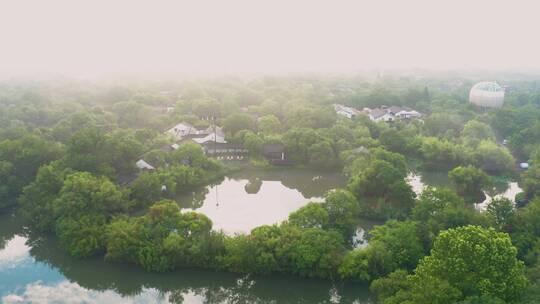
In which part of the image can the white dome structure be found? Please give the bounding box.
[469,82,505,108]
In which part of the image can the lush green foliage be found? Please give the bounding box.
[106,200,223,272]
[288,189,358,240]
[4,75,540,302]
[449,166,490,203]
[219,224,345,279]
[348,158,415,219]
[0,133,64,207]
[373,226,527,303]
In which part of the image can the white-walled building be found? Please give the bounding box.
[136,159,155,170]
[166,122,195,141]
[192,132,227,144]
[333,104,361,119]
[364,106,422,122]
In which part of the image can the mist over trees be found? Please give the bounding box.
[2,73,540,302]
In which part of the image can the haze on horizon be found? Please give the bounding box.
[1,0,539,78]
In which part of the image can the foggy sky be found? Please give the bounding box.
[0,0,539,77]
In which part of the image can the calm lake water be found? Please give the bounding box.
[0,169,374,304]
[175,168,347,234]
[407,171,522,210]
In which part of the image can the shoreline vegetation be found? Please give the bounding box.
[2,75,540,303]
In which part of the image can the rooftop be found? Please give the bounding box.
[472,82,503,92]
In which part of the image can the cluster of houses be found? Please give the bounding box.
[165,122,248,156]
[135,102,421,172]
[136,122,248,171]
[135,120,292,173]
[333,104,422,122]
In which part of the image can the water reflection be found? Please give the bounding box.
[176,168,346,234]
[0,200,373,304]
[0,236,30,269]
[407,171,522,210]
[352,219,383,249]
[1,229,374,303]
[3,282,170,304]
[477,182,522,210]
[352,229,368,249]
[244,178,262,194]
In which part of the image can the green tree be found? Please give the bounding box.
[111,101,148,128]
[51,112,105,142]
[105,200,222,272]
[130,171,162,207]
[53,172,129,220]
[158,165,198,196]
[369,220,425,271]
[413,226,526,302]
[283,127,337,168]
[220,224,345,279]
[486,198,515,231]
[0,133,64,205]
[283,127,319,164]
[103,130,144,176]
[370,270,413,303]
[0,161,15,206]
[424,113,464,138]
[473,140,514,174]
[462,120,495,147]
[448,166,490,203]
[283,227,345,279]
[242,131,264,155]
[348,160,415,219]
[170,142,219,170]
[323,189,359,239]
[288,203,329,229]
[419,137,461,169]
[223,113,254,136]
[18,162,73,231]
[411,187,490,248]
[339,249,371,282]
[64,127,112,175]
[56,214,107,258]
[510,198,540,263]
[522,164,540,199]
[284,105,336,129]
[257,114,282,134]
[379,128,409,154]
[220,225,282,274]
[307,140,335,168]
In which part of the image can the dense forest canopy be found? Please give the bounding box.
[3,72,540,303]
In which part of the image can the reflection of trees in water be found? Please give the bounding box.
[168,274,372,304]
[244,178,262,194]
[26,231,239,297]
[232,168,346,198]
[168,275,260,304]
[191,187,210,209]
[20,228,371,303]
[172,176,226,210]
[174,187,210,210]
[414,170,518,204]
[0,211,24,251]
[485,177,511,197]
[176,168,346,209]
[0,171,371,303]
[464,191,487,205]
